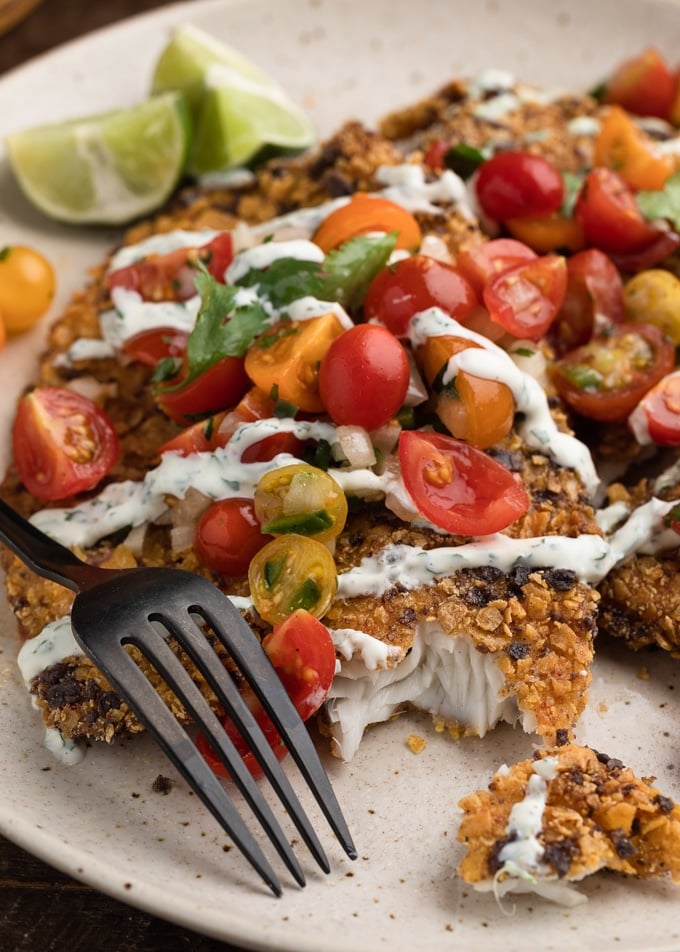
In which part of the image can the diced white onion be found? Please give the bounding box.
[404,351,429,406]
[419,234,453,263]
[334,426,377,469]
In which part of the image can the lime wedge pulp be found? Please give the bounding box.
[151,24,315,175]
[5,92,190,225]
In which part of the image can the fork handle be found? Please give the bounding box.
[0,497,104,593]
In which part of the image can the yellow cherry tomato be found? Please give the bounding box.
[0,245,55,334]
[244,312,344,412]
[623,269,680,345]
[248,534,337,624]
[254,463,348,542]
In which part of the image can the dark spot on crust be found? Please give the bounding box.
[653,794,675,815]
[486,448,524,472]
[609,828,638,859]
[542,568,577,592]
[555,728,570,748]
[487,834,516,874]
[462,586,493,608]
[506,642,530,660]
[542,838,579,877]
[594,750,625,771]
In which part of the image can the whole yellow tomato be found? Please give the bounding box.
[0,245,55,334]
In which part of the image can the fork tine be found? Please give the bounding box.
[156,608,333,876]
[70,615,288,896]
[192,584,357,861]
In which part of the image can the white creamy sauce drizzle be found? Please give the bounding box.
[408,309,600,496]
[496,756,558,881]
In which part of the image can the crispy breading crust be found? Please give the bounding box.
[458,743,680,888]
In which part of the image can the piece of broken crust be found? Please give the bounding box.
[457,743,680,906]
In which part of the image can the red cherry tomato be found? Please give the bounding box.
[550,249,624,354]
[630,370,680,445]
[194,498,272,577]
[363,255,478,337]
[122,327,189,367]
[398,430,530,536]
[456,238,537,296]
[551,322,675,423]
[318,324,410,430]
[196,610,335,778]
[574,168,663,255]
[107,232,233,302]
[475,151,564,222]
[603,47,676,120]
[483,254,567,339]
[607,229,680,273]
[423,138,450,170]
[155,355,250,425]
[159,413,226,456]
[12,387,120,502]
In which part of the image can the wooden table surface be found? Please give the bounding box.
[0,4,253,949]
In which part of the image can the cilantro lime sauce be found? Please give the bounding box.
[495,756,559,881]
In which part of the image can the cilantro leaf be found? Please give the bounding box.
[637,171,680,229]
[561,171,585,217]
[182,267,269,382]
[235,258,324,306]
[316,232,397,311]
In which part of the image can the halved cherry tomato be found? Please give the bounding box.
[505,213,585,254]
[12,387,120,501]
[475,151,564,222]
[245,313,345,414]
[551,322,675,422]
[155,355,250,425]
[456,239,537,296]
[318,324,410,430]
[574,168,664,254]
[254,464,348,542]
[603,47,676,120]
[159,413,226,456]
[196,610,335,779]
[550,249,624,354]
[398,430,529,536]
[107,232,233,302]
[415,335,515,448]
[483,254,567,339]
[594,105,675,191]
[363,255,478,337]
[248,534,337,624]
[607,229,680,272]
[629,370,680,445]
[312,194,422,253]
[194,498,272,577]
[122,327,189,367]
[0,245,55,334]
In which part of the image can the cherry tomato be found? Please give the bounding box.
[318,324,410,430]
[623,268,680,344]
[155,355,250,425]
[456,238,537,296]
[194,498,272,577]
[254,464,348,542]
[593,105,675,192]
[122,327,189,367]
[505,213,584,254]
[159,413,226,456]
[607,229,680,273]
[630,370,680,445]
[415,335,515,448]
[603,47,676,120]
[196,610,335,779]
[483,254,567,339]
[245,313,345,414]
[260,610,336,721]
[107,232,233,302]
[475,151,564,222]
[574,168,663,254]
[363,255,478,337]
[550,249,624,354]
[248,534,337,625]
[12,387,120,501]
[398,430,530,536]
[312,194,422,253]
[0,245,55,334]
[423,138,450,170]
[551,322,675,423]
[214,387,306,463]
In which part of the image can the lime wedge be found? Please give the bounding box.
[5,92,190,225]
[151,24,315,174]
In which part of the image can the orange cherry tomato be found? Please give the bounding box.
[0,245,55,334]
[312,194,422,253]
[505,213,585,254]
[594,106,676,191]
[603,47,676,120]
[415,335,515,448]
[244,313,345,413]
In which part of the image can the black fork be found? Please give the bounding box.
[0,497,356,895]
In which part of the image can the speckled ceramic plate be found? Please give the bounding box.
[1,1,680,949]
